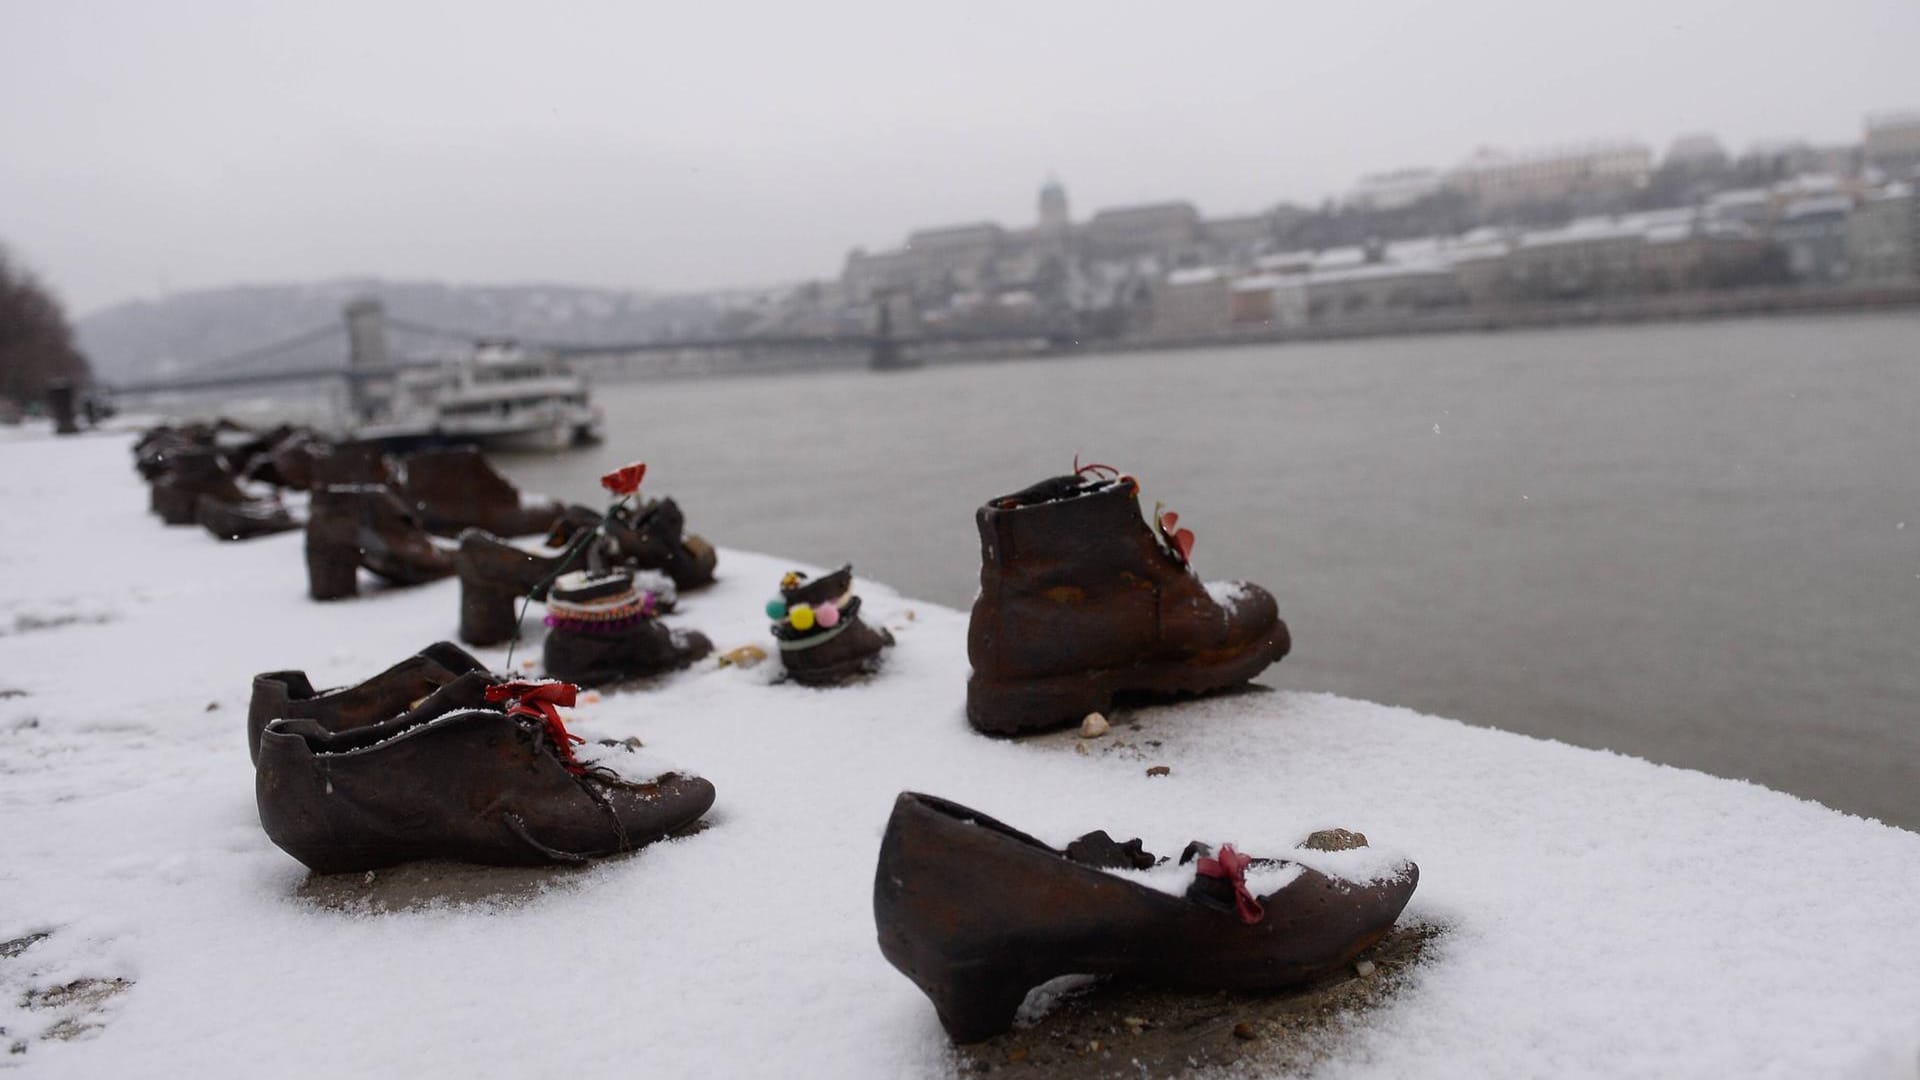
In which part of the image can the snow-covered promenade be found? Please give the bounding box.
[2,423,1917,1079]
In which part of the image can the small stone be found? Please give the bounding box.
[1232,1021,1257,1041]
[204,701,219,712]
[1355,959,1378,977]
[1145,765,1171,778]
[1079,712,1110,738]
[1301,828,1369,852]
[1006,1046,1029,1064]
[1086,1039,1101,1053]
[1123,1016,1148,1030]
[1073,742,1089,756]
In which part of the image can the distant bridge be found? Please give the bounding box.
[105,302,1077,397]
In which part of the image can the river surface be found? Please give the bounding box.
[496,312,1920,829]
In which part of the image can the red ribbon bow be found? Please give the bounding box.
[485,679,586,774]
[600,462,647,497]
[1195,843,1264,925]
[1159,510,1196,563]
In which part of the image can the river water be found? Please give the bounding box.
[496,312,1920,829]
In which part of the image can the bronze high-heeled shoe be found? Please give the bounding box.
[873,792,1418,1042]
[303,484,456,600]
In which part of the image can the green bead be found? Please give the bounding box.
[765,597,787,620]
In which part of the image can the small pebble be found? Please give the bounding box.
[1301,828,1369,852]
[1145,765,1171,778]
[1123,1016,1148,1030]
[717,644,768,669]
[1073,742,1089,756]
[1006,1047,1029,1064]
[204,701,219,712]
[1355,959,1378,977]
[1087,1039,1101,1052]
[1232,1021,1257,1041]
[1079,712,1109,738]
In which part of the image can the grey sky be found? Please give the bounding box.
[3,0,1916,315]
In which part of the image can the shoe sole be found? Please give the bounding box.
[965,634,1288,735]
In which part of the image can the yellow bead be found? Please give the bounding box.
[789,604,815,631]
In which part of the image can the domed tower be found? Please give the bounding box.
[1038,175,1070,238]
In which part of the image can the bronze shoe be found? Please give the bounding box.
[398,446,565,537]
[873,793,1417,1043]
[966,470,1290,734]
[304,484,456,600]
[246,641,491,764]
[454,528,680,647]
[541,569,710,687]
[548,497,717,590]
[769,565,894,686]
[149,447,251,525]
[194,491,301,541]
[256,676,715,874]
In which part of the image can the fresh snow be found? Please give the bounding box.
[3,425,1920,1078]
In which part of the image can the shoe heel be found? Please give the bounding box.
[307,541,361,600]
[459,578,520,646]
[924,960,1036,1044]
[965,672,1113,735]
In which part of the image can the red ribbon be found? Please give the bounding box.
[1072,455,1119,479]
[600,462,647,497]
[1159,510,1196,563]
[1195,844,1264,925]
[486,680,586,774]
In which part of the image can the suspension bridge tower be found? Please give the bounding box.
[342,298,389,419]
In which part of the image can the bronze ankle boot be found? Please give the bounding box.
[304,484,456,600]
[398,447,564,537]
[966,470,1290,734]
[768,565,894,686]
[150,448,251,525]
[256,677,716,874]
[246,641,492,764]
[873,793,1417,1043]
[542,569,710,687]
[455,528,575,646]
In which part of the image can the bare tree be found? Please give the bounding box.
[0,246,91,405]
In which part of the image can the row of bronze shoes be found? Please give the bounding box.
[133,421,898,687]
[176,430,1406,1042]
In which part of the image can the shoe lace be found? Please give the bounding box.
[485,679,587,774]
[1195,843,1265,924]
[1072,455,1119,480]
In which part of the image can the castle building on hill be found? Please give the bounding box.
[840,179,1293,331]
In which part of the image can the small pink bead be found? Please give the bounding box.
[815,602,840,628]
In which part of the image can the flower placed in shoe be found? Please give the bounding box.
[600,461,647,497]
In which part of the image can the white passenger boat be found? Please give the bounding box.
[350,342,603,451]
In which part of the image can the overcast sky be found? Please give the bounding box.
[3,0,1916,315]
